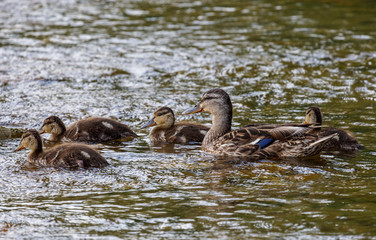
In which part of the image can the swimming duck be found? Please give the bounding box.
[304,106,364,151]
[15,129,109,168]
[40,116,138,143]
[142,106,209,144]
[182,88,339,159]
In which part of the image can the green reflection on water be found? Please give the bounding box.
[1,0,376,238]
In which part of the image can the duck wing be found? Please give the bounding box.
[209,125,338,159]
[311,127,364,151]
[43,144,109,168]
[250,133,339,160]
[164,123,210,144]
[243,123,316,129]
[65,117,137,143]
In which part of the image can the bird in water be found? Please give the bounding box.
[182,88,339,160]
[303,106,364,151]
[40,116,138,143]
[15,129,109,168]
[142,106,209,144]
[243,106,363,152]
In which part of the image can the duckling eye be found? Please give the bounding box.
[22,133,31,140]
[157,112,163,116]
[43,121,52,126]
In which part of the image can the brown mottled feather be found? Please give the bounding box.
[17,129,109,168]
[310,127,363,151]
[183,88,339,160]
[42,116,137,143]
[65,117,138,142]
[150,122,209,144]
[304,106,364,151]
[39,143,109,168]
[144,107,210,144]
[244,106,364,152]
[204,126,338,159]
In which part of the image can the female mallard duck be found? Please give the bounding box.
[40,116,138,143]
[141,106,209,144]
[182,88,339,159]
[15,129,109,168]
[304,106,364,151]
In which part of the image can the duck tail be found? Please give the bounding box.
[311,133,339,146]
[305,133,339,156]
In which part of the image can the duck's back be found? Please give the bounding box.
[245,123,363,152]
[315,127,364,151]
[204,125,337,159]
[64,117,137,143]
[40,143,109,168]
[150,122,209,144]
[203,126,272,155]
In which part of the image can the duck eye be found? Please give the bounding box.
[44,121,51,126]
[202,96,215,102]
[157,113,163,116]
[22,133,31,139]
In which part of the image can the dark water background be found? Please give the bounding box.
[1,0,376,238]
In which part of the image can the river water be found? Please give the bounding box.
[1,0,376,238]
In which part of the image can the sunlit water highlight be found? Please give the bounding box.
[1,0,376,238]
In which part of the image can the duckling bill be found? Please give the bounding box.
[15,129,109,168]
[40,116,138,143]
[142,106,209,144]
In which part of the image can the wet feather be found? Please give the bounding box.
[41,116,138,143]
[183,89,339,160]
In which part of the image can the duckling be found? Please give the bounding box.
[182,88,339,159]
[40,116,138,143]
[304,106,364,151]
[142,106,209,144]
[15,129,109,168]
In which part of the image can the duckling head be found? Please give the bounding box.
[182,88,232,118]
[304,106,322,125]
[15,129,43,153]
[142,107,175,129]
[40,115,66,136]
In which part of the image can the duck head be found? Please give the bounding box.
[142,106,175,129]
[182,88,232,118]
[304,106,322,125]
[40,116,66,135]
[15,129,43,152]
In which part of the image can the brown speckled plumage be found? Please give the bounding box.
[16,129,109,168]
[183,88,339,159]
[304,106,364,151]
[41,116,138,143]
[142,107,209,144]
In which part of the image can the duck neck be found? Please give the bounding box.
[51,132,64,142]
[51,121,66,141]
[27,146,43,163]
[203,109,232,147]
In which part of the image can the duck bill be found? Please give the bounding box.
[39,129,46,134]
[182,105,203,115]
[303,116,309,124]
[141,118,156,129]
[14,145,25,152]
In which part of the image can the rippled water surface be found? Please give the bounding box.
[1,0,376,238]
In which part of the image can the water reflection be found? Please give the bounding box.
[1,0,376,238]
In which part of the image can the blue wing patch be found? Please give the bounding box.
[257,138,274,148]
